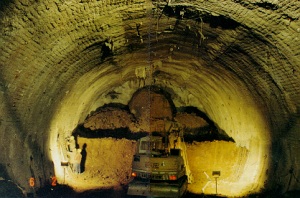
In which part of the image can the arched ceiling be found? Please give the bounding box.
[0,0,299,196]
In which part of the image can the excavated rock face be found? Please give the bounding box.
[83,106,136,130]
[128,86,175,132]
[82,86,210,134]
[0,0,299,196]
[129,87,173,122]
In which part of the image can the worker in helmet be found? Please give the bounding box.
[67,136,76,152]
[74,149,82,174]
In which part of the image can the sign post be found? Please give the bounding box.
[61,161,69,184]
[212,171,221,195]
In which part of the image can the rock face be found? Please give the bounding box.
[175,112,209,129]
[0,0,299,197]
[128,87,174,121]
[84,107,135,130]
[83,86,211,134]
[128,87,175,132]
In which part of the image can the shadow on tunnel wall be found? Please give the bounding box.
[80,143,87,173]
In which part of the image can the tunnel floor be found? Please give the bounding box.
[1,180,300,198]
[2,179,300,198]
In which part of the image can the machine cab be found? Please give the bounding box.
[137,135,166,156]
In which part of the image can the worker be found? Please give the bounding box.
[67,136,76,152]
[74,149,82,174]
[67,150,76,172]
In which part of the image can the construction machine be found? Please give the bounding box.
[127,120,193,197]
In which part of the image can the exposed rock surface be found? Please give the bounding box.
[83,87,210,134]
[84,107,135,130]
[175,112,209,129]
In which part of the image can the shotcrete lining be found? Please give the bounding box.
[1,0,298,127]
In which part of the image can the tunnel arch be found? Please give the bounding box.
[0,0,299,197]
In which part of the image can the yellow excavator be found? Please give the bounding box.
[127,120,193,197]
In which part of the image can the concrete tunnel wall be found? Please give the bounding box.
[0,0,299,196]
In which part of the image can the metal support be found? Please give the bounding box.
[61,161,69,184]
[212,171,220,195]
[215,177,218,195]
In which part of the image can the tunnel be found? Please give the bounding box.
[0,0,299,197]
